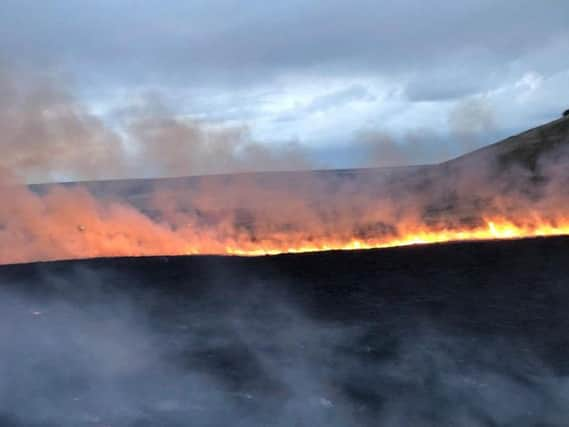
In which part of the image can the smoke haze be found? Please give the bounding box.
[0,66,568,265]
[0,69,311,183]
[1,241,569,426]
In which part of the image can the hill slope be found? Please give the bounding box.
[446,115,569,171]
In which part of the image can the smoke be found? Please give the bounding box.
[125,97,310,179]
[0,68,127,183]
[0,66,568,265]
[448,96,497,153]
[0,65,499,183]
[0,67,315,263]
[0,268,358,426]
[359,127,450,168]
[0,67,311,183]
[1,260,569,426]
[2,133,569,264]
[359,97,497,168]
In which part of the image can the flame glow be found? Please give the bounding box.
[202,218,569,256]
[2,163,569,264]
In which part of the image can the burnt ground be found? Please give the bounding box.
[1,237,569,426]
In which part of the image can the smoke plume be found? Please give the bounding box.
[1,67,569,264]
[0,68,311,183]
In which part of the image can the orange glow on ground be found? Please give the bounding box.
[190,218,569,256]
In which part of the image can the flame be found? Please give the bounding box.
[2,171,569,265]
[217,218,569,256]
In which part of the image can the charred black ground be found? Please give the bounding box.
[1,237,569,426]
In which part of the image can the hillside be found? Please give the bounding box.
[445,115,569,172]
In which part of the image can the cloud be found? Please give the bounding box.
[273,83,376,125]
[304,84,375,114]
[2,0,567,87]
[0,0,568,170]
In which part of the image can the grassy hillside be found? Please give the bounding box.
[446,115,569,172]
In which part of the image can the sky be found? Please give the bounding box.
[1,0,568,175]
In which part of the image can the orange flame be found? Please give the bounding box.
[207,218,569,256]
[2,169,569,264]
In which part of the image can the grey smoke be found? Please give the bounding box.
[1,267,569,426]
[0,69,312,184]
[0,64,524,184]
[448,97,497,153]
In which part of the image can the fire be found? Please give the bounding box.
[1,67,568,266]
[2,161,569,265]
[219,218,569,256]
[2,194,569,264]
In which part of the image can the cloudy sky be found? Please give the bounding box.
[1,0,568,172]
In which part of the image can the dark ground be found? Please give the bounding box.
[1,237,569,426]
